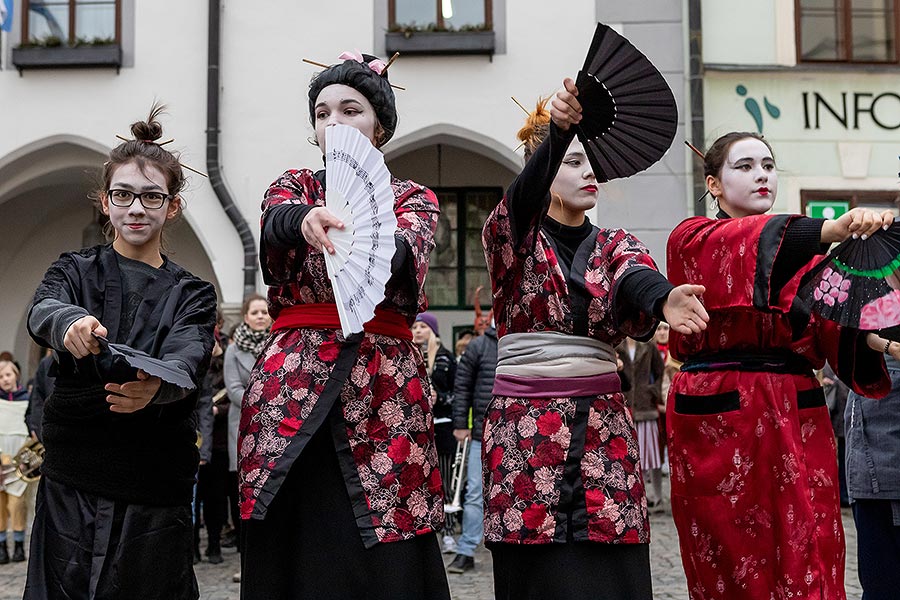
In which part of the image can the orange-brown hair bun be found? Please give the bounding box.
[516,97,551,159]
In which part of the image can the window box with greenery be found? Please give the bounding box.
[13,0,121,73]
[386,0,494,55]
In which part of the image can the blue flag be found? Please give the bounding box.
[0,0,13,33]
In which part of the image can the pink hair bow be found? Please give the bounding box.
[338,49,387,75]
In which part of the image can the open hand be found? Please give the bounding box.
[550,77,582,131]
[64,316,108,358]
[662,284,709,335]
[105,369,161,413]
[301,207,345,254]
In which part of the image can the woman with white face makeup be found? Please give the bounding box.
[665,131,897,600]
[24,106,217,600]
[480,78,709,600]
[238,51,449,599]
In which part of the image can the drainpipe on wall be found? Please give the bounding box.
[688,0,707,216]
[208,0,258,298]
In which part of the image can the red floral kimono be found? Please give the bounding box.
[238,169,444,548]
[481,197,659,546]
[666,213,890,600]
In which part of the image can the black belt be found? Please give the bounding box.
[681,351,813,375]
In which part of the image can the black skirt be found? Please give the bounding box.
[24,476,198,600]
[240,420,451,600]
[489,541,653,600]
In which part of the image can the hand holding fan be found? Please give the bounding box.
[574,23,679,182]
[798,218,900,332]
[323,124,398,337]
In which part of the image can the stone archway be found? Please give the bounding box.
[383,125,520,339]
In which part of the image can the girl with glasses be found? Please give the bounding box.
[23,105,217,600]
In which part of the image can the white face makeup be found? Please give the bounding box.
[709,138,778,218]
[313,84,379,151]
[244,299,272,332]
[550,138,599,213]
[101,161,180,256]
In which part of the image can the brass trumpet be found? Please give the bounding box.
[444,437,469,514]
[0,438,44,487]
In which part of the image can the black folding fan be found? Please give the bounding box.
[92,334,196,389]
[574,23,679,182]
[798,218,900,332]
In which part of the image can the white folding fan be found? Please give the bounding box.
[323,124,398,337]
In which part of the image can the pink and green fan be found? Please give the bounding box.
[799,218,900,337]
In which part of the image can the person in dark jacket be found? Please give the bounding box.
[195,338,227,565]
[412,312,457,553]
[617,338,665,511]
[447,325,497,574]
[844,336,900,600]
[24,350,55,442]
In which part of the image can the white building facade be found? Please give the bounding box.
[700,0,900,220]
[1,0,694,375]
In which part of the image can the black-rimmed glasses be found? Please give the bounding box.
[107,189,173,210]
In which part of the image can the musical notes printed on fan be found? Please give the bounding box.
[323,125,398,336]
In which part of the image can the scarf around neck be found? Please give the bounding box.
[232,322,269,357]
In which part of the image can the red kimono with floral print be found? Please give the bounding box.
[239,169,444,548]
[481,195,659,545]
[666,214,889,600]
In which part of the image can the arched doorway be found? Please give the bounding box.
[0,136,220,379]
[385,125,521,343]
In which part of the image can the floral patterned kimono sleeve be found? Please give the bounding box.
[391,181,440,313]
[601,230,663,340]
[259,169,322,286]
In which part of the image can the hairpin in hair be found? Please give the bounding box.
[114,135,209,178]
[685,140,710,203]
[684,140,705,160]
[302,52,406,91]
[511,96,530,116]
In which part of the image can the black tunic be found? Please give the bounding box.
[24,244,217,600]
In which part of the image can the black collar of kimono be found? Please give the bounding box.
[543,215,593,241]
[716,208,733,220]
[314,168,326,191]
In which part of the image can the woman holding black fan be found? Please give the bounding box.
[481,62,709,599]
[665,131,895,600]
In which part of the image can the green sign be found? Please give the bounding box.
[807,201,849,220]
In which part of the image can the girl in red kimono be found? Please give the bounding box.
[238,53,450,599]
[482,79,709,600]
[666,131,894,600]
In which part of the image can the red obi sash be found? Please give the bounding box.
[271,303,413,341]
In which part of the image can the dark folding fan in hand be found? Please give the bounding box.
[798,218,900,335]
[574,23,679,182]
[92,334,196,389]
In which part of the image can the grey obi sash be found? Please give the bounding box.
[492,331,621,398]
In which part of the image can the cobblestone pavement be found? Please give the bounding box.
[0,508,863,599]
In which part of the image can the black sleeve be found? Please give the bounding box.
[261,204,316,250]
[506,123,578,245]
[452,342,479,430]
[152,280,218,406]
[771,217,827,293]
[616,268,674,324]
